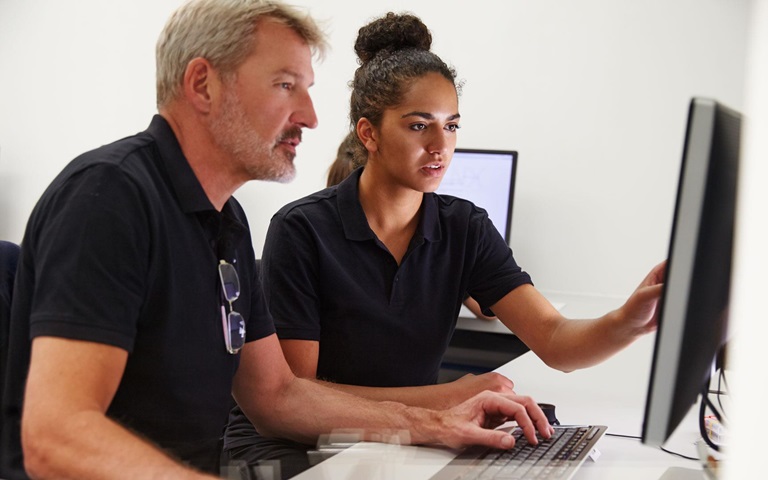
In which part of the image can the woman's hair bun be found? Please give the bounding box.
[354,12,432,64]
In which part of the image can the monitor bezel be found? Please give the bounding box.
[641,97,740,447]
[445,148,518,243]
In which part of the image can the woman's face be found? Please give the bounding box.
[368,72,460,193]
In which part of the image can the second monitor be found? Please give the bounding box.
[436,148,518,243]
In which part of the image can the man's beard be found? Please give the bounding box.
[209,87,298,183]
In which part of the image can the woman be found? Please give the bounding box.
[224,11,663,475]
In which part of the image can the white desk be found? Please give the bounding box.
[293,294,710,480]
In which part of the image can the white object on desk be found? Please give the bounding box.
[293,442,456,480]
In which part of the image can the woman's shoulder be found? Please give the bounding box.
[432,192,490,219]
[274,185,339,219]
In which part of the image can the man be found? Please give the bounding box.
[0,1,553,479]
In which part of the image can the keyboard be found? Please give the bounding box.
[430,425,607,480]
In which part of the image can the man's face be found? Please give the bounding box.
[209,18,318,183]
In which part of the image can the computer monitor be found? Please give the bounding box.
[436,148,518,242]
[641,97,741,447]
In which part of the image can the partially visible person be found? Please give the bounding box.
[0,241,20,456]
[1,2,555,480]
[224,10,664,476]
[326,130,366,187]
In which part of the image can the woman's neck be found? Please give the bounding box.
[358,166,423,264]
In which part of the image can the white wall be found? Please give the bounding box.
[0,0,750,298]
[1,1,765,476]
[725,0,768,476]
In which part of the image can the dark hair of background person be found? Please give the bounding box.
[326,130,367,187]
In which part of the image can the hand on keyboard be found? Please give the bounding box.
[433,391,555,451]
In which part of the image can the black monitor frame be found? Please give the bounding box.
[641,97,741,448]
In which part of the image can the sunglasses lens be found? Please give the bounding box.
[227,311,245,354]
[218,262,240,301]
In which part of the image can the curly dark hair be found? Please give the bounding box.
[349,12,460,131]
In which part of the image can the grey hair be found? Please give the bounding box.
[155,0,328,108]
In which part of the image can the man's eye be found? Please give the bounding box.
[410,124,427,131]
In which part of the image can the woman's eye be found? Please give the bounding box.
[446,124,461,132]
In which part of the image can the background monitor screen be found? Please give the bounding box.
[641,97,741,447]
[437,148,518,242]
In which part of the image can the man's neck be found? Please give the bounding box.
[159,108,243,211]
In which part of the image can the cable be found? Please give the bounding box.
[660,446,699,461]
[604,432,640,440]
[714,369,729,416]
[699,378,725,452]
[604,433,699,461]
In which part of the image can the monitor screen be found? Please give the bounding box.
[436,148,518,242]
[641,98,741,447]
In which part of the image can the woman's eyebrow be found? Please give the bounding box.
[400,111,461,120]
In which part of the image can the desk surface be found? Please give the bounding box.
[293,293,709,480]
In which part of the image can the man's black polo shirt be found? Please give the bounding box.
[2,115,274,475]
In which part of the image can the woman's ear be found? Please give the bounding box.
[356,118,378,153]
[182,57,219,114]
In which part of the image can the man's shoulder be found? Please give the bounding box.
[73,128,158,169]
[34,128,165,220]
[47,126,165,194]
[78,116,172,166]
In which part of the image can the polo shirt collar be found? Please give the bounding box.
[421,192,442,243]
[146,115,247,257]
[146,114,216,214]
[336,167,442,243]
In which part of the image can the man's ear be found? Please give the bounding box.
[182,57,219,114]
[356,118,378,153]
